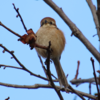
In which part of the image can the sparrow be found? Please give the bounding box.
[35,17,68,88]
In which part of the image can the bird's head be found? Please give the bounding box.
[40,17,56,27]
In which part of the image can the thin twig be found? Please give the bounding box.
[0,21,50,51]
[38,55,47,75]
[38,55,50,84]
[0,44,50,81]
[38,55,57,80]
[51,73,58,79]
[89,83,91,95]
[90,57,99,97]
[0,64,23,70]
[0,82,96,99]
[35,43,48,50]
[70,77,100,87]
[86,0,100,40]
[12,3,27,32]
[74,61,80,79]
[93,34,97,37]
[0,64,58,82]
[46,41,63,100]
[68,85,86,100]
[88,83,91,100]
[97,0,100,32]
[0,22,21,38]
[5,97,10,100]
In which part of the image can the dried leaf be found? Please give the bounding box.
[19,34,28,44]
[19,29,36,44]
[18,29,37,49]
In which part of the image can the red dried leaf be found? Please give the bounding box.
[27,29,34,34]
[19,29,37,49]
[20,34,28,44]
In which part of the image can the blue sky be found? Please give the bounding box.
[0,0,99,100]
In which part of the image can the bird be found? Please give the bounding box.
[35,17,69,88]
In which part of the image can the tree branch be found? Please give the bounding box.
[0,21,21,38]
[89,83,91,100]
[91,57,99,99]
[43,0,100,63]
[12,3,27,32]
[46,41,63,100]
[68,85,86,100]
[86,0,100,40]
[5,97,10,100]
[97,0,100,33]
[0,82,96,99]
[38,55,50,82]
[74,61,80,79]
[70,77,100,86]
[0,44,52,81]
[38,55,57,80]
[0,64,23,70]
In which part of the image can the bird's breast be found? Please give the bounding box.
[35,26,65,59]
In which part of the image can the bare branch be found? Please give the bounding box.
[5,97,10,100]
[86,0,100,40]
[0,44,25,69]
[12,3,27,32]
[43,0,100,63]
[38,55,57,80]
[45,42,85,100]
[0,64,23,70]
[38,55,49,78]
[67,88,96,100]
[38,55,51,85]
[0,44,51,81]
[0,82,96,99]
[0,21,21,38]
[97,0,100,25]
[70,77,100,86]
[46,41,63,100]
[0,64,58,83]
[74,61,80,79]
[89,83,91,96]
[90,57,99,98]
[68,85,86,100]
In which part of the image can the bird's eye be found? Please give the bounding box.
[50,21,52,25]
[41,22,44,26]
[45,20,47,24]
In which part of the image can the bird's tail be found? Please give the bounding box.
[53,58,68,88]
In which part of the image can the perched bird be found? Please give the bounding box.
[35,17,68,88]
